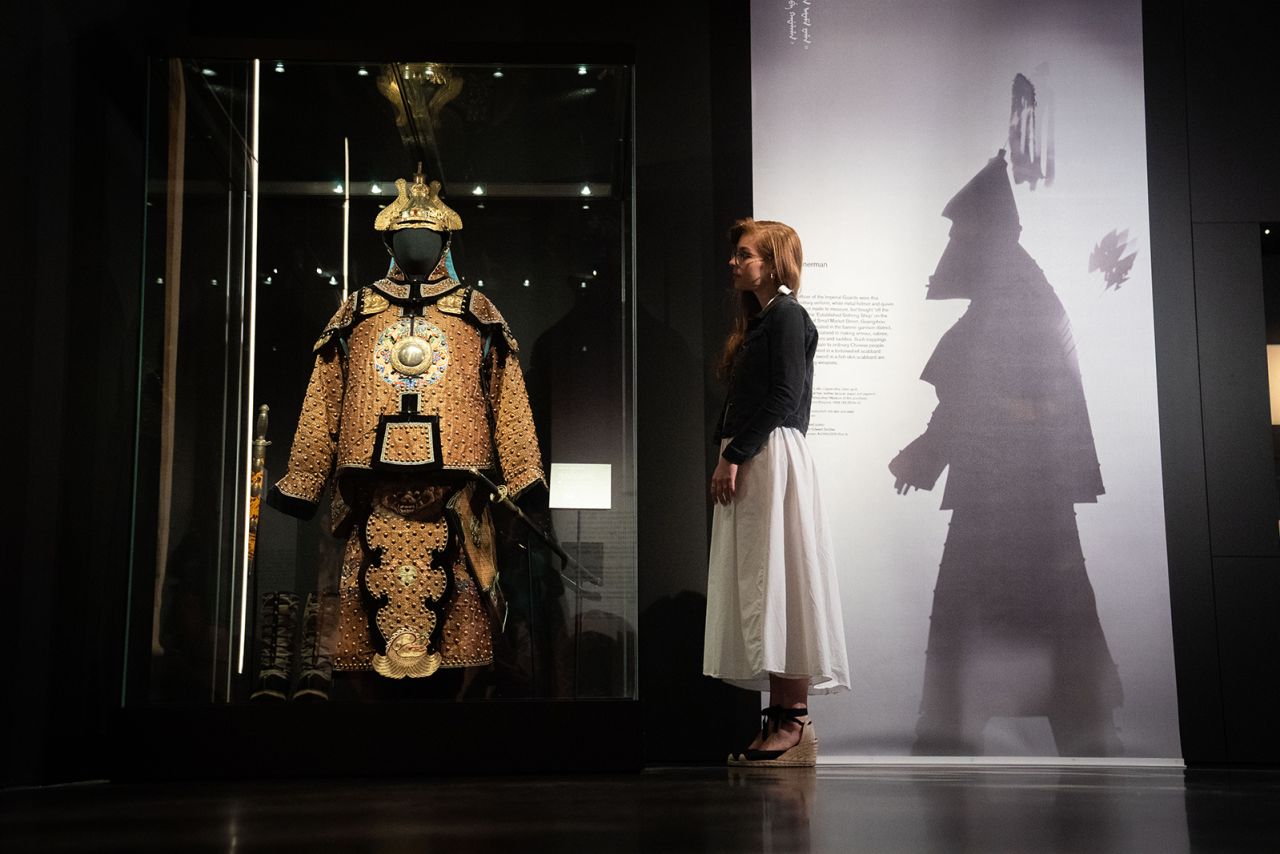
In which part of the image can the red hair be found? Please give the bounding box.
[718,218,804,381]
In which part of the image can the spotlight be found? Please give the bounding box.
[523,279,531,288]
[370,183,383,195]
[275,61,285,74]
[493,68,505,78]
[477,279,485,288]
[329,275,338,286]
[316,267,324,275]
[580,185,592,196]
[578,65,588,75]
[333,183,344,194]
[472,185,485,195]
[201,68,217,77]
[357,66,369,77]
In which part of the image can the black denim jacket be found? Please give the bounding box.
[714,293,817,464]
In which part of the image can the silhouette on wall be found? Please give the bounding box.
[1009,72,1054,191]
[1089,229,1139,291]
[889,150,1123,756]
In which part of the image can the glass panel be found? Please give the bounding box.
[131,58,255,704]
[130,58,636,705]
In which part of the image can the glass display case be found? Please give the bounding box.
[126,56,636,710]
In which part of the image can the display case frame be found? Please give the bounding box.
[117,40,640,777]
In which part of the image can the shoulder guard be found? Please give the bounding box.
[466,290,520,352]
[312,291,362,352]
[433,283,467,316]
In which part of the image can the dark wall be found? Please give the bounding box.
[9,0,1280,784]
[1147,2,1280,763]
[9,2,151,785]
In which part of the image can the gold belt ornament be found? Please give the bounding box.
[362,488,456,679]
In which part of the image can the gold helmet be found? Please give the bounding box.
[374,163,463,233]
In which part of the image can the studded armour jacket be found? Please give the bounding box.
[268,266,544,522]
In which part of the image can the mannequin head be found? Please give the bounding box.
[387,229,447,278]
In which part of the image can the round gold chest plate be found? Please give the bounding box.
[374,318,449,389]
[390,337,433,375]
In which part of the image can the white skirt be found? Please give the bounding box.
[703,427,851,694]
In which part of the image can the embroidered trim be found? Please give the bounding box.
[274,478,324,502]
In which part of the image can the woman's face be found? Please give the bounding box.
[730,234,768,292]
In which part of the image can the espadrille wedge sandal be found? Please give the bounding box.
[729,706,817,767]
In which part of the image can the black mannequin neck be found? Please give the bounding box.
[389,229,447,280]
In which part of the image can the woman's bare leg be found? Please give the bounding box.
[748,674,810,751]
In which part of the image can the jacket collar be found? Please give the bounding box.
[374,262,464,301]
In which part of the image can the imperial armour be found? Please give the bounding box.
[269,246,543,678]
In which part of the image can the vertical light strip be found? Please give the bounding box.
[237,59,262,675]
[1268,345,1280,426]
[343,137,350,301]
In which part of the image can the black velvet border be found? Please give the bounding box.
[264,485,319,520]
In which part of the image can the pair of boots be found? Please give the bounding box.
[251,591,332,701]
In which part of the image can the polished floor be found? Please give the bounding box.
[4,765,1280,852]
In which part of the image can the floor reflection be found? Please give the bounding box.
[726,766,817,851]
[4,764,1272,853]
[905,767,1180,853]
[728,765,1191,853]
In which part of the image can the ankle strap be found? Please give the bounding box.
[759,706,777,736]
[760,706,809,722]
[773,706,809,721]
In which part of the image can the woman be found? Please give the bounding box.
[704,218,850,767]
